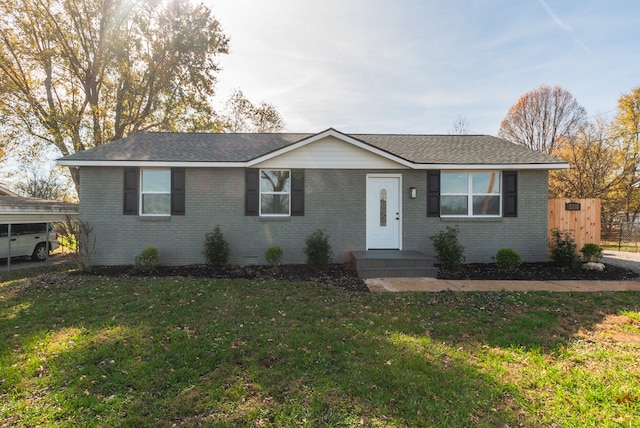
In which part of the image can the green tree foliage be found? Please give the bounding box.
[0,0,230,191]
[498,84,587,154]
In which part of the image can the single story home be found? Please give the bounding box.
[58,128,568,275]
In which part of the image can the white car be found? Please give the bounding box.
[0,223,60,261]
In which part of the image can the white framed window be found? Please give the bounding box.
[260,169,291,216]
[140,168,171,216]
[441,171,501,217]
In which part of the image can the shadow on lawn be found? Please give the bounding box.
[1,271,638,426]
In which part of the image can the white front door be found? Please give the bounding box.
[366,175,401,249]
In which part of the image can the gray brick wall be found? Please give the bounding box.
[79,167,549,265]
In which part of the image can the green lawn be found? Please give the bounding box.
[2,266,640,427]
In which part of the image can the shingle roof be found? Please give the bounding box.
[58,129,567,167]
[0,196,78,223]
[350,133,563,165]
[0,196,78,214]
[59,132,314,162]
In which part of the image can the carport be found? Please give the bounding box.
[0,195,79,271]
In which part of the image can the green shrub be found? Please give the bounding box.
[304,229,333,271]
[549,229,580,268]
[135,247,159,272]
[430,226,465,272]
[265,246,283,267]
[202,225,230,269]
[580,243,603,262]
[496,248,522,271]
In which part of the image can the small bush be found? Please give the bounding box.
[549,229,580,268]
[430,227,465,272]
[580,243,603,262]
[265,246,283,267]
[304,229,333,271]
[203,225,230,269]
[135,247,159,272]
[496,248,522,271]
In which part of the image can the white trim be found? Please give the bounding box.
[57,159,569,170]
[440,171,502,218]
[413,163,569,170]
[366,173,403,250]
[259,169,291,217]
[139,168,171,217]
[57,160,248,168]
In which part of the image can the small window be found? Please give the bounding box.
[140,169,171,215]
[380,189,387,226]
[441,171,501,217]
[260,170,291,216]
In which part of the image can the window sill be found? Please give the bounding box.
[440,217,502,222]
[259,216,291,222]
[138,216,171,221]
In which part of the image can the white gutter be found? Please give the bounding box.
[57,159,570,170]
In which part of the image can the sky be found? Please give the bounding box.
[206,0,640,135]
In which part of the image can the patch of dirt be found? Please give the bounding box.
[575,314,640,344]
[438,262,639,281]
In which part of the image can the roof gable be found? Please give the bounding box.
[253,133,409,169]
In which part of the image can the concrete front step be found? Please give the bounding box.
[351,250,438,279]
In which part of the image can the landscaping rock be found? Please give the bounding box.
[582,262,605,271]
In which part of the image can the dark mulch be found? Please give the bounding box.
[438,262,639,281]
[79,261,639,294]
[81,263,371,292]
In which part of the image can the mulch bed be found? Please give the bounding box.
[82,263,371,292]
[438,262,639,281]
[80,261,639,293]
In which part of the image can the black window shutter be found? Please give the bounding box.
[171,168,186,215]
[291,169,305,216]
[427,170,441,217]
[503,171,517,217]
[123,167,139,215]
[245,168,259,216]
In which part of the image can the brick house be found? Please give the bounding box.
[58,128,568,276]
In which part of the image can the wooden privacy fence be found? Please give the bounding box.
[548,199,601,250]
